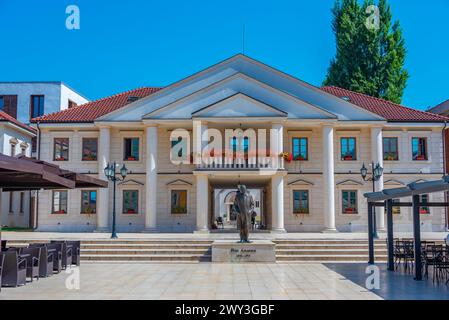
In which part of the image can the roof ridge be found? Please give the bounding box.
[32,86,161,122]
[322,86,449,121]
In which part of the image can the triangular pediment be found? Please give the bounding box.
[166,179,192,186]
[384,179,405,186]
[191,93,287,118]
[118,179,144,186]
[95,54,385,122]
[336,179,363,186]
[288,179,314,186]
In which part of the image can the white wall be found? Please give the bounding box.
[0,82,88,124]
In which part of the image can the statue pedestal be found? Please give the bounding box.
[211,240,276,263]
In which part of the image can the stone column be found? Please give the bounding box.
[144,125,158,231]
[271,174,286,232]
[96,126,110,231]
[271,123,284,169]
[371,126,385,231]
[322,124,337,232]
[195,174,209,233]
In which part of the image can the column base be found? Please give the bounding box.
[270,228,287,233]
[142,227,158,233]
[194,229,210,234]
[321,227,339,233]
[93,227,109,233]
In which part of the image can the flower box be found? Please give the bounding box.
[54,157,67,161]
[344,208,356,214]
[53,210,66,214]
[294,208,309,214]
[125,209,136,214]
[125,156,137,161]
[343,155,353,161]
[415,155,426,161]
[419,209,429,214]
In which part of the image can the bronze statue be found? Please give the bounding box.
[232,185,254,243]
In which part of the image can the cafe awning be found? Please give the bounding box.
[0,154,107,191]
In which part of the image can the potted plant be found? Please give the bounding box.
[279,152,293,163]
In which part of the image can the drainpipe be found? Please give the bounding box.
[443,121,448,231]
[34,120,42,230]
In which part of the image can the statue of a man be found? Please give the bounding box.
[232,185,254,243]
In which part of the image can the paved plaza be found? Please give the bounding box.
[0,263,381,300]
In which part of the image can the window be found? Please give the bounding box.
[68,100,77,109]
[342,190,358,214]
[383,137,399,161]
[10,143,16,156]
[412,137,428,161]
[19,192,24,213]
[0,95,18,118]
[171,190,187,214]
[384,198,401,215]
[419,194,430,214]
[82,138,98,161]
[341,137,356,160]
[54,138,69,161]
[52,190,68,214]
[123,138,139,161]
[9,192,14,213]
[123,190,138,214]
[230,137,249,153]
[81,190,97,214]
[292,137,308,160]
[30,95,45,119]
[293,190,309,214]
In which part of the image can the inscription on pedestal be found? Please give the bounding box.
[212,240,276,263]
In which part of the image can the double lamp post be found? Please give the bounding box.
[104,162,128,239]
[360,161,384,239]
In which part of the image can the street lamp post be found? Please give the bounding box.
[360,161,383,239]
[104,162,128,239]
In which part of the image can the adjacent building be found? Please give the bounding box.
[31,55,449,233]
[0,111,36,228]
[0,82,88,125]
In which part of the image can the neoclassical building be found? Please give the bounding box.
[32,55,449,233]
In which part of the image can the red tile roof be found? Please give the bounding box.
[321,86,449,122]
[32,84,448,123]
[31,87,161,123]
[0,111,36,134]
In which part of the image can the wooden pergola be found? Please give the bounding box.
[364,176,449,280]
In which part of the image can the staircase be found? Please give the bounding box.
[5,239,388,263]
[80,240,213,262]
[274,239,387,263]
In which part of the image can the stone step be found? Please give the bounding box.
[276,255,387,262]
[81,249,211,255]
[80,254,211,262]
[275,244,386,249]
[275,249,386,255]
[81,240,214,245]
[81,244,212,250]
[273,240,385,245]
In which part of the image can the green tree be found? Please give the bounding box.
[323,0,409,104]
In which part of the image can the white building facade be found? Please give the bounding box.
[0,111,36,228]
[0,82,88,125]
[32,55,449,233]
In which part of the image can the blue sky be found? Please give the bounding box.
[1,0,448,110]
